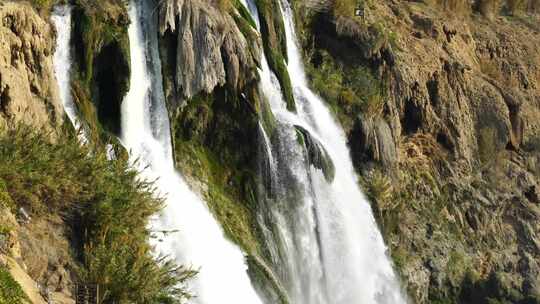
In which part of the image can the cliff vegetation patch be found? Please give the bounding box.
[0,125,195,303]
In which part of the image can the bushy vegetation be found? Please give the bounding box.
[332,0,358,18]
[305,50,385,129]
[0,125,195,303]
[0,266,29,304]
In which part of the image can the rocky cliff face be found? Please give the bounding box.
[0,2,76,302]
[1,0,539,303]
[296,1,540,303]
[0,2,63,132]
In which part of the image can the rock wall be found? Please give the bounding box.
[296,1,540,303]
[0,2,63,132]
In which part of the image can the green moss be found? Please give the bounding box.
[233,0,257,29]
[231,1,263,75]
[255,0,296,112]
[71,0,130,137]
[257,89,278,140]
[294,125,335,182]
[0,266,29,304]
[304,50,384,130]
[171,91,265,256]
[446,250,472,285]
[0,179,15,212]
[175,136,262,255]
[268,51,296,112]
[255,0,287,60]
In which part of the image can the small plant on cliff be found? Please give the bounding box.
[305,50,384,128]
[364,169,395,218]
[0,265,29,304]
[29,0,55,15]
[333,0,357,18]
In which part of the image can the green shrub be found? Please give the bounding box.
[0,266,29,304]
[29,0,54,11]
[305,51,384,128]
[0,179,15,212]
[0,125,195,303]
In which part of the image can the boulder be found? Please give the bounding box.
[295,125,335,182]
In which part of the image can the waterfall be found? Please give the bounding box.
[247,1,407,303]
[51,6,87,144]
[52,0,405,302]
[120,1,262,303]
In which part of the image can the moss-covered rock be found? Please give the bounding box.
[71,0,130,137]
[294,125,335,182]
[255,0,296,112]
[171,89,264,255]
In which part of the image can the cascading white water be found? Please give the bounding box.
[51,6,87,144]
[120,1,263,303]
[247,0,407,303]
[53,0,405,301]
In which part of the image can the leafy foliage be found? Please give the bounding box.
[0,125,195,303]
[333,0,357,18]
[0,266,29,304]
[305,50,385,129]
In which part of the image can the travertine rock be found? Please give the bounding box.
[0,2,63,131]
[158,0,260,105]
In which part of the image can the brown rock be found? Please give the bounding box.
[0,2,63,132]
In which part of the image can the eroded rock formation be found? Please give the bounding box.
[0,2,63,132]
[158,0,261,107]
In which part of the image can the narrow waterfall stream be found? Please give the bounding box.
[119,1,262,303]
[248,1,407,303]
[51,6,87,143]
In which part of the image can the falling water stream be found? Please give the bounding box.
[248,1,407,303]
[119,1,262,303]
[51,6,87,144]
[52,1,262,303]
